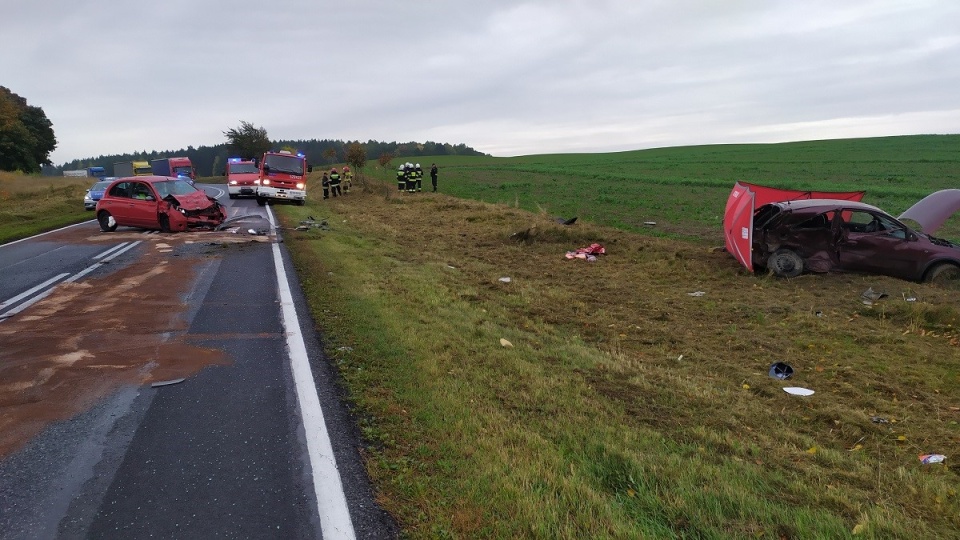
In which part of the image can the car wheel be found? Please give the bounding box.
[256,197,266,206]
[159,214,171,233]
[925,262,960,285]
[97,211,118,232]
[297,199,305,206]
[767,249,803,278]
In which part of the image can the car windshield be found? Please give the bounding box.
[264,154,304,174]
[152,179,200,199]
[172,166,192,176]
[91,181,111,191]
[230,163,259,174]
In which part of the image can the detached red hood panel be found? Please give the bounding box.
[723,181,866,272]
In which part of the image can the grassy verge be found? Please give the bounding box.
[0,172,92,244]
[278,166,960,538]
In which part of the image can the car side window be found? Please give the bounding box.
[132,183,153,200]
[109,182,131,198]
[797,212,831,229]
[876,214,907,239]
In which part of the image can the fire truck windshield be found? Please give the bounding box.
[264,154,304,175]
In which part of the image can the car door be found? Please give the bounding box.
[127,181,160,228]
[836,210,921,279]
[103,181,133,223]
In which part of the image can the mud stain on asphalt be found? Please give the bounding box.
[0,236,241,459]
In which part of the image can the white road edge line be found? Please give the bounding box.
[0,220,96,249]
[0,272,70,312]
[266,205,356,540]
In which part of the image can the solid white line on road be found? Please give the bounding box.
[93,242,130,260]
[0,220,97,249]
[0,272,70,312]
[65,241,142,283]
[265,205,356,540]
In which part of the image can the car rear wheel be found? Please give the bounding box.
[296,199,305,206]
[767,249,803,278]
[97,211,118,232]
[925,262,960,285]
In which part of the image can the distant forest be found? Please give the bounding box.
[44,139,487,177]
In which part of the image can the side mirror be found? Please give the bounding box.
[263,164,270,173]
[307,165,313,173]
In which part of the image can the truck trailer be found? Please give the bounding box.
[150,157,196,182]
[114,161,153,177]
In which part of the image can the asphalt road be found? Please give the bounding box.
[0,186,396,539]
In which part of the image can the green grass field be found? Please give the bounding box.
[366,135,960,243]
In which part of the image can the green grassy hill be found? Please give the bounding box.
[367,134,960,242]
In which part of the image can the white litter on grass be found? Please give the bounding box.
[687,291,706,297]
[498,277,512,283]
[446,265,456,269]
[644,221,656,226]
[500,338,514,348]
[783,387,815,396]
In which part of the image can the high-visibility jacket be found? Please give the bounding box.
[329,172,341,184]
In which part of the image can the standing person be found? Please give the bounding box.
[405,163,416,193]
[329,167,342,197]
[415,163,423,192]
[321,172,330,199]
[430,163,438,192]
[342,166,352,193]
[396,165,406,192]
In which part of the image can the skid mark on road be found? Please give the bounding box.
[0,246,231,459]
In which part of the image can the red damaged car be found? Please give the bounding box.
[95,176,226,233]
[753,198,960,283]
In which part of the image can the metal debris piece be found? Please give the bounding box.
[871,416,889,424]
[151,378,186,388]
[768,362,794,380]
[860,287,888,305]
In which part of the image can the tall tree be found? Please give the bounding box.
[0,86,57,173]
[345,142,367,184]
[223,121,271,160]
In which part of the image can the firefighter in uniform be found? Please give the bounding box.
[415,163,423,192]
[329,167,342,197]
[397,165,406,191]
[405,163,416,193]
[321,172,330,199]
[342,166,352,193]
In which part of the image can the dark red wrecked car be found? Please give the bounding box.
[95,176,226,232]
[751,198,960,283]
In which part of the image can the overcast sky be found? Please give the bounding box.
[4,0,959,165]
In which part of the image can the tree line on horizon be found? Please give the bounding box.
[45,138,487,177]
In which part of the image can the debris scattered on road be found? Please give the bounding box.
[151,378,186,388]
[554,216,578,225]
[337,346,353,352]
